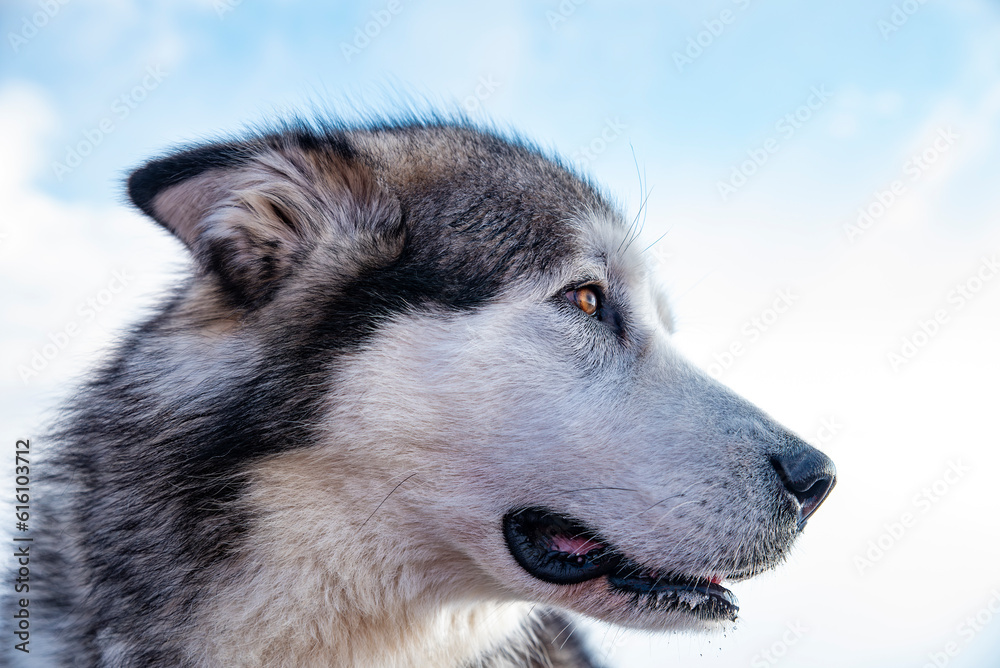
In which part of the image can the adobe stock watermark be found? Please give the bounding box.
[570,117,627,168]
[717,85,832,202]
[17,269,133,384]
[854,459,969,576]
[637,240,674,286]
[546,0,587,30]
[921,589,1000,668]
[750,621,808,668]
[812,416,844,448]
[587,625,636,657]
[887,254,998,372]
[213,0,243,19]
[461,76,501,114]
[632,235,676,287]
[672,0,754,73]
[340,0,403,63]
[8,0,71,54]
[878,0,931,41]
[843,127,959,243]
[51,66,168,182]
[706,289,799,380]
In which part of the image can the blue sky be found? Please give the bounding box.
[3,2,1000,666]
[4,0,996,219]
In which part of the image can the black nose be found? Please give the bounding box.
[770,444,836,524]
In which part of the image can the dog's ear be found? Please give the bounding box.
[127,135,402,307]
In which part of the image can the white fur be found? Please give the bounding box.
[189,211,792,664]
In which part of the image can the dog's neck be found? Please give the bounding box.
[189,448,529,667]
[197,590,529,667]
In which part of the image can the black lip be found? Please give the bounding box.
[607,571,739,619]
[503,508,615,584]
[503,507,739,619]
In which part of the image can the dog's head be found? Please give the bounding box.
[128,121,835,632]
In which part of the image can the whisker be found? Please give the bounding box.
[558,486,639,494]
[359,471,420,529]
[641,228,670,254]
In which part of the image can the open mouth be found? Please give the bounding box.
[503,508,739,621]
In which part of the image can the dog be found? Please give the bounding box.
[15,119,835,667]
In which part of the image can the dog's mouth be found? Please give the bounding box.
[503,508,739,621]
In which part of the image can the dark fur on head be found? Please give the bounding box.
[19,118,611,667]
[13,116,833,668]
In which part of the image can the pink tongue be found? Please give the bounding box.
[550,534,603,556]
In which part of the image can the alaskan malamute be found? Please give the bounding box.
[17,120,835,667]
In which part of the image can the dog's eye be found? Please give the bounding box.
[566,287,601,317]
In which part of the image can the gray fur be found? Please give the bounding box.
[6,119,834,667]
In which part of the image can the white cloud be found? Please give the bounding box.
[0,82,183,399]
[3,3,1000,662]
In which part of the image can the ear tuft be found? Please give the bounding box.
[127,143,251,225]
[127,135,401,308]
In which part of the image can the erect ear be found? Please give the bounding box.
[127,133,402,307]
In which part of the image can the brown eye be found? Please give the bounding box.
[567,287,600,316]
